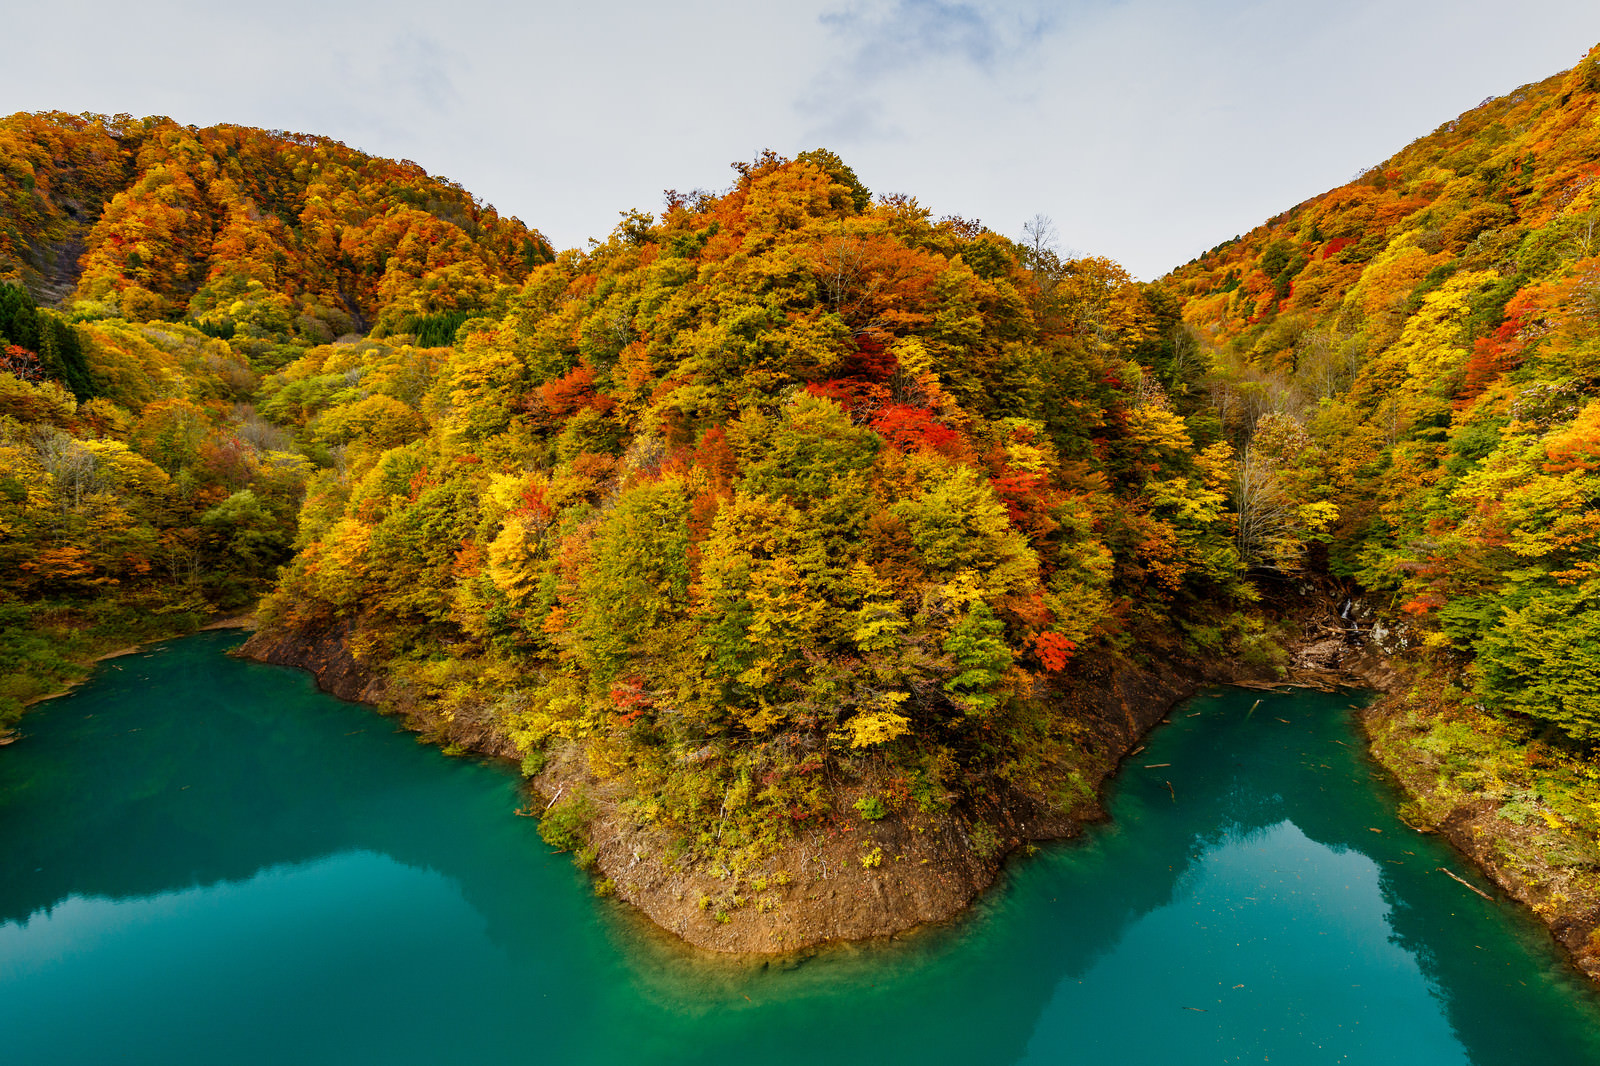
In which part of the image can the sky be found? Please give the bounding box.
[6,1,1600,279]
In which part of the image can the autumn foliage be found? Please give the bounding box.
[0,112,551,355]
[237,147,1246,870]
[1168,42,1600,745]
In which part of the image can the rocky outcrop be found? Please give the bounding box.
[238,617,389,704]
[237,617,520,759]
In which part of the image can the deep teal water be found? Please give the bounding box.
[4,632,1600,1065]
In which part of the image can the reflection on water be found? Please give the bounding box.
[2,632,1599,1065]
[4,853,522,1066]
[1022,822,1465,1065]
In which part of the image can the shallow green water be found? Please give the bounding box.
[4,632,1600,1064]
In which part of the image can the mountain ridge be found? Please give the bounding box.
[5,46,1600,971]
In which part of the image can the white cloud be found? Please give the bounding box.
[5,1,1600,277]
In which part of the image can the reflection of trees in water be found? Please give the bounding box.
[1177,689,1600,1066]
[0,641,1216,1064]
[6,657,1599,1065]
[623,698,1301,1062]
[715,687,1600,1066]
[0,633,567,963]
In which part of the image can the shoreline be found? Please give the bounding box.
[236,617,1248,954]
[235,612,1600,981]
[1336,638,1600,985]
[1355,685,1600,983]
[12,613,258,714]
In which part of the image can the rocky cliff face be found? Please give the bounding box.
[238,618,389,705]
[236,617,518,760]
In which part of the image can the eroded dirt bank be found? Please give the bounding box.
[532,655,1206,953]
[239,619,1215,952]
[1411,785,1600,982]
[1321,603,1600,985]
[240,618,390,707]
[242,606,1600,974]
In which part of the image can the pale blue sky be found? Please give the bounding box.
[7,1,1600,278]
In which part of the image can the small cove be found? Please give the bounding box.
[4,631,1600,1064]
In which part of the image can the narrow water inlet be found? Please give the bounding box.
[2,631,1599,1065]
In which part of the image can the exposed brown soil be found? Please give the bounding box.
[533,653,1203,953]
[237,616,518,759]
[1431,798,1600,980]
[201,613,258,632]
[239,601,1600,978]
[239,617,389,705]
[239,615,1211,952]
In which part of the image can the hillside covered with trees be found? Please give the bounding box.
[1166,42,1600,951]
[0,112,549,348]
[243,149,1275,936]
[8,41,1600,963]
[0,114,548,727]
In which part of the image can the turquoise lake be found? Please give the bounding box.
[4,630,1600,1064]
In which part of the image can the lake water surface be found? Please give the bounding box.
[4,631,1600,1064]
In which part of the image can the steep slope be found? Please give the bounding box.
[0,113,554,731]
[0,113,552,350]
[1166,42,1600,976]
[0,113,130,304]
[241,149,1270,949]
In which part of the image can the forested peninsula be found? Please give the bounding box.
[6,44,1600,971]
